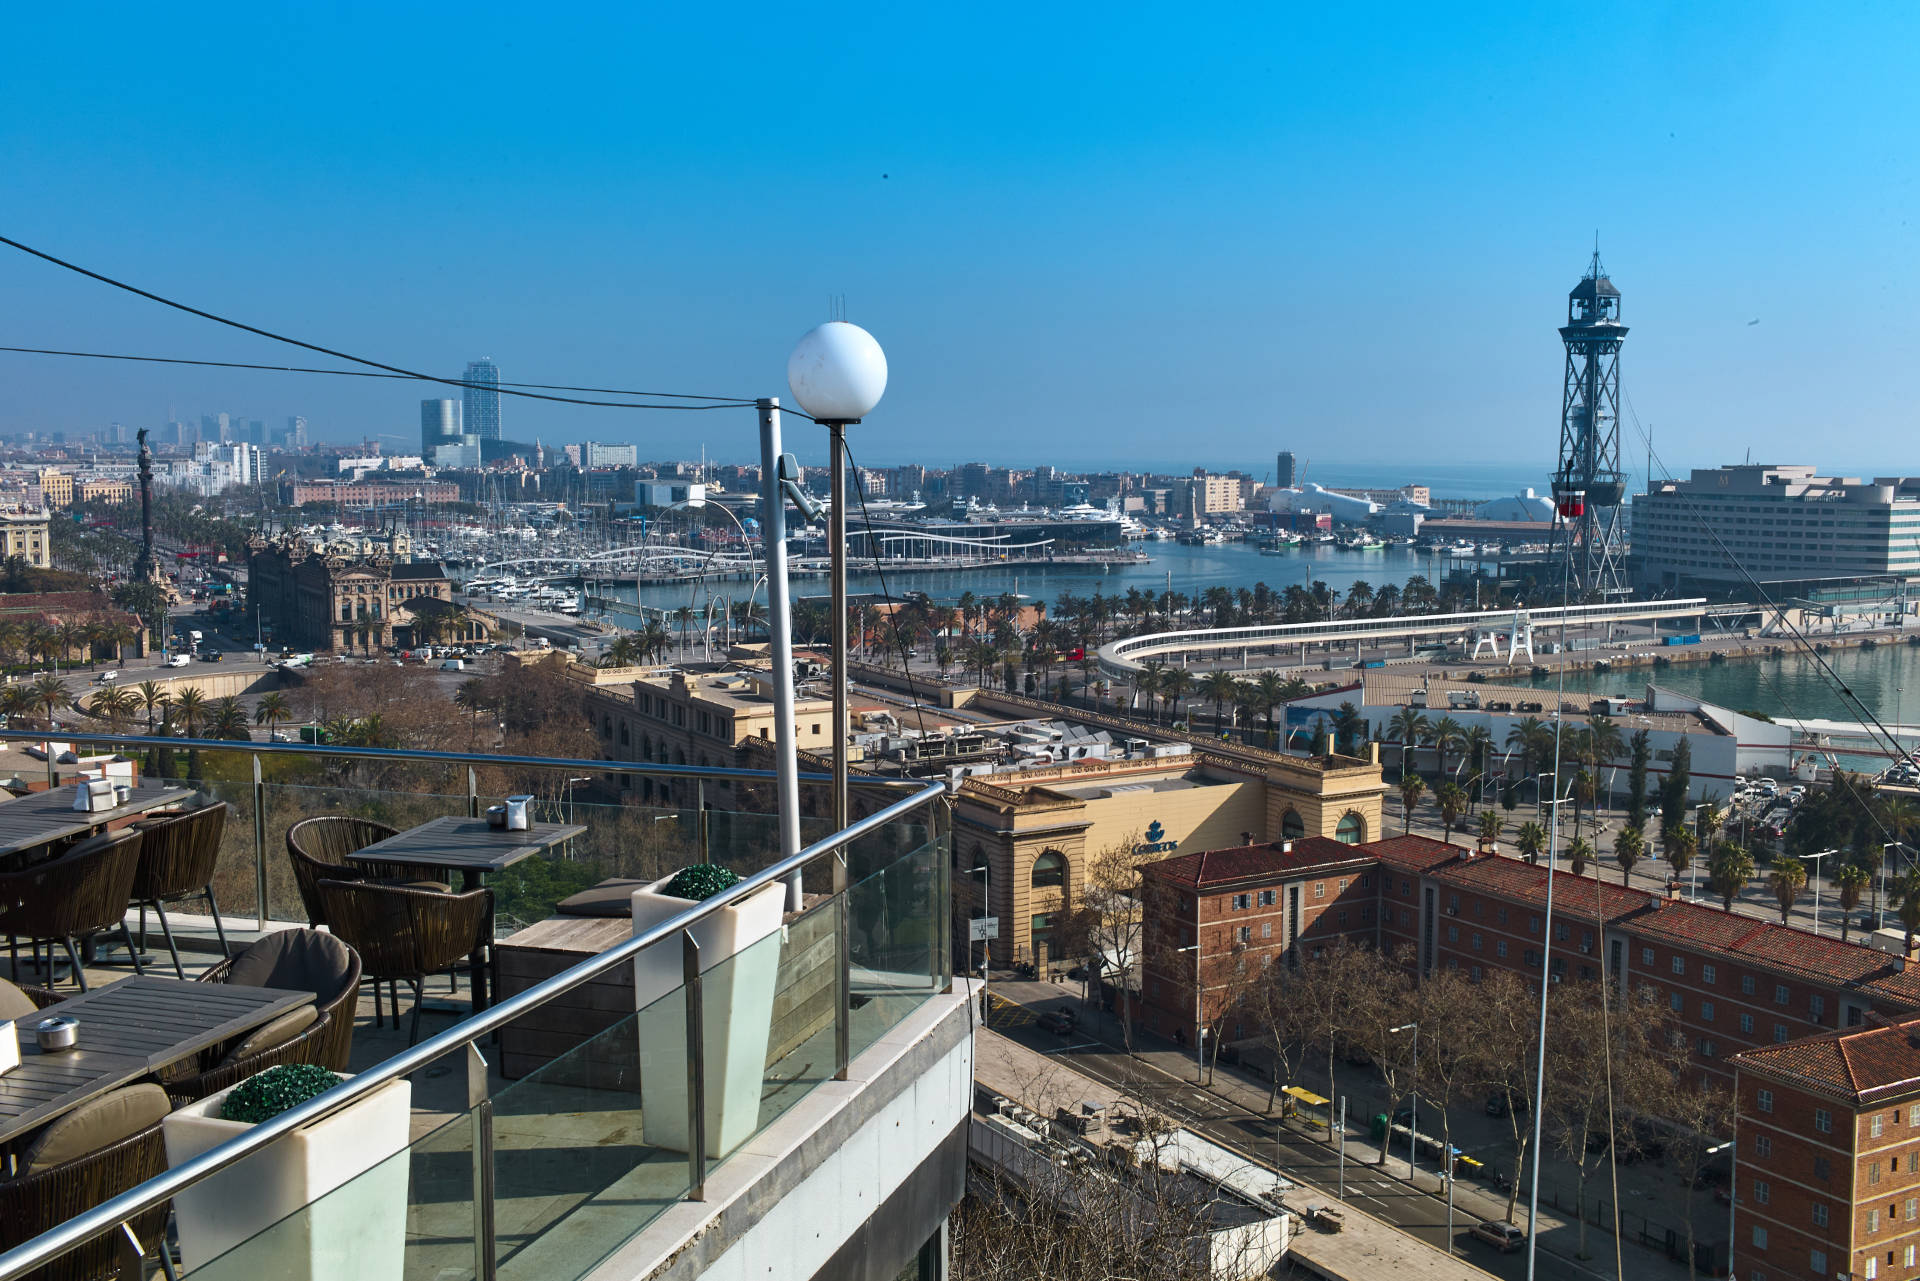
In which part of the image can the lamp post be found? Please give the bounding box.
[787,322,889,847]
[1801,848,1834,936]
[1390,1023,1419,1176]
[972,864,991,1020]
[756,400,804,911]
[1177,942,1204,1083]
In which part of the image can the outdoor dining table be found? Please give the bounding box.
[0,781,195,863]
[0,975,314,1149]
[346,815,587,1010]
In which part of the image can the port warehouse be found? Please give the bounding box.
[1287,671,1791,802]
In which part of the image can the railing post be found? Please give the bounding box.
[468,766,479,819]
[835,890,851,1081]
[930,799,949,994]
[252,753,268,929]
[697,779,708,862]
[683,929,707,1200]
[109,1223,142,1281]
[467,1042,498,1281]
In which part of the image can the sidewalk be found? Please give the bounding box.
[989,979,1714,1281]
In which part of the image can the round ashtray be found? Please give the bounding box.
[35,1015,78,1051]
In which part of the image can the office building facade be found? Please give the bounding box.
[1636,464,1920,592]
[421,398,462,456]
[463,359,502,440]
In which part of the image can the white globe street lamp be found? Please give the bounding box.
[787,321,888,837]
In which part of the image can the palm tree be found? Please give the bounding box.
[1200,671,1242,738]
[1515,820,1547,864]
[254,691,291,739]
[1398,774,1426,835]
[209,696,250,741]
[1665,825,1698,881]
[1134,662,1165,724]
[1708,843,1755,912]
[1330,703,1366,757]
[1836,863,1872,943]
[30,673,68,728]
[1160,666,1193,724]
[1387,707,1430,779]
[1462,725,1494,806]
[1429,715,1465,781]
[1896,866,1920,955]
[86,686,134,731]
[1568,836,1594,877]
[1506,716,1544,795]
[1770,859,1809,924]
[134,680,169,733]
[1477,810,1504,850]
[1250,671,1290,748]
[1435,781,1468,845]
[171,687,208,738]
[1614,825,1645,885]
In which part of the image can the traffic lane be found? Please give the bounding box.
[983,1005,1625,1281]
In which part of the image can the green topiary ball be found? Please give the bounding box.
[221,1063,345,1124]
[664,863,742,902]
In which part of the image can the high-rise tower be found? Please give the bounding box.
[1551,250,1629,597]
[463,359,501,441]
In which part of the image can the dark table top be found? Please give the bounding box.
[346,814,588,874]
[0,782,195,859]
[0,976,314,1145]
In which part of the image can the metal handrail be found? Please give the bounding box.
[0,777,948,1281]
[0,729,925,790]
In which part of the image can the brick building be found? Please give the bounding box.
[1137,833,1920,1069]
[283,479,459,508]
[1733,1015,1920,1281]
[1138,836,1384,1044]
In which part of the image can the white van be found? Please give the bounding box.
[167,653,191,668]
[441,659,465,672]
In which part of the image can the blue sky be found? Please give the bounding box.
[3,3,1917,483]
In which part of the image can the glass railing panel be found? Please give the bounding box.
[486,969,696,1278]
[846,837,945,1062]
[155,1105,476,1281]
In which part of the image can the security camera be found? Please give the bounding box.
[778,454,825,523]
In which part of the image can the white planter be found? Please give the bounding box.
[163,1073,412,1277]
[633,876,785,1157]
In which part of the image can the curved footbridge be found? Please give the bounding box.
[1098,597,1736,679]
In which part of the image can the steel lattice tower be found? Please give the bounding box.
[1551,249,1629,597]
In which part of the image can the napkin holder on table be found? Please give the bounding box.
[504,796,532,832]
[73,778,116,812]
[0,1020,18,1076]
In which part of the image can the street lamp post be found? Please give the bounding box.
[1177,942,1204,1083]
[788,322,889,848]
[1802,848,1835,936]
[1391,1022,1419,1179]
[756,400,805,911]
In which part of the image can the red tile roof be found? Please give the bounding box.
[1146,836,1376,890]
[1735,1014,1920,1103]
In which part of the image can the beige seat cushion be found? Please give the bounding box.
[219,1004,319,1065]
[557,878,648,919]
[20,1083,170,1175]
[0,977,38,1022]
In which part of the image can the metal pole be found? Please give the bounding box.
[1408,1025,1419,1179]
[835,889,852,1080]
[251,754,267,929]
[1193,947,1204,1084]
[467,1043,497,1281]
[758,399,805,912]
[829,422,850,843]
[467,766,479,819]
[682,930,707,1199]
[1338,1095,1347,1201]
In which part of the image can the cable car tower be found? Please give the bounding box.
[1551,248,1629,597]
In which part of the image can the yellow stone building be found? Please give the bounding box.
[953,736,1385,966]
[0,509,51,568]
[36,469,73,511]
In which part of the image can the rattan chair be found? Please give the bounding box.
[285,816,448,927]
[0,1113,174,1281]
[316,879,490,1045]
[160,929,364,1105]
[0,830,145,992]
[129,802,232,978]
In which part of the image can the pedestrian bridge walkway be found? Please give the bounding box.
[1097,598,1719,678]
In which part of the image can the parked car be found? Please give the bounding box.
[199,649,223,662]
[1470,1221,1524,1252]
[1039,1009,1077,1036]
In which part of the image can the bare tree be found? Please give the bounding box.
[1234,957,1312,1114]
[1464,969,1544,1224]
[1412,966,1480,1198]
[1291,938,1383,1142]
[1349,949,1419,1167]
[1653,1068,1736,1281]
[1059,831,1152,1055]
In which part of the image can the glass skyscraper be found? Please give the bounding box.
[463,358,501,441]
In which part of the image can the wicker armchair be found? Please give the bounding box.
[0,1119,172,1281]
[0,830,145,992]
[317,879,491,1045]
[286,816,448,927]
[129,802,232,978]
[160,929,363,1105]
